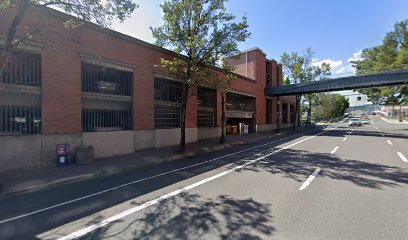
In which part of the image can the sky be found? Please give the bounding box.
[112,0,408,76]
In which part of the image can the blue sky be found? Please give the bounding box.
[112,0,408,75]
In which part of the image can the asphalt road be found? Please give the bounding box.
[1,116,407,240]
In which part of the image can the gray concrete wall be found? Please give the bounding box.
[41,133,82,168]
[82,131,134,158]
[134,130,155,151]
[186,128,198,143]
[0,135,42,173]
[197,127,222,140]
[154,128,181,148]
[257,124,276,132]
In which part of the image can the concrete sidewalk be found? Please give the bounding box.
[381,117,408,124]
[0,127,312,198]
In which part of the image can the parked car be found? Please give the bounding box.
[348,118,362,126]
[361,119,370,124]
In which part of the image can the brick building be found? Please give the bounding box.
[0,7,297,172]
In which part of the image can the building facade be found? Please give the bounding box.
[0,7,297,172]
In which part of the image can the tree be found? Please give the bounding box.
[315,93,349,121]
[151,0,250,152]
[280,48,331,128]
[352,19,408,121]
[0,0,138,71]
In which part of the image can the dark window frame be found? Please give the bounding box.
[197,87,217,127]
[0,50,42,136]
[81,62,133,132]
[154,78,182,129]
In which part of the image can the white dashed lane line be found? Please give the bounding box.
[397,152,408,163]
[342,137,347,142]
[386,140,393,146]
[299,168,322,191]
[330,146,340,154]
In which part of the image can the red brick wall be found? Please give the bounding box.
[1,7,287,134]
[228,51,256,80]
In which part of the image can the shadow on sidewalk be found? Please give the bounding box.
[68,193,275,240]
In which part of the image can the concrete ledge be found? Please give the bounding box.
[197,127,221,140]
[0,135,42,172]
[154,128,181,148]
[82,131,134,158]
[186,128,198,143]
[134,130,155,151]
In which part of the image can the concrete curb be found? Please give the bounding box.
[1,141,248,198]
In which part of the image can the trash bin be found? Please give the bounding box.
[56,144,70,167]
[76,145,94,164]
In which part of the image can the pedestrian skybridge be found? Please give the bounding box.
[265,69,408,96]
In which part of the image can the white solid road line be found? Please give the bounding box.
[342,137,347,142]
[57,129,333,240]
[330,146,340,154]
[299,168,322,191]
[386,140,393,145]
[0,128,325,225]
[397,152,408,163]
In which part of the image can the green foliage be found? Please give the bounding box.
[352,19,408,106]
[314,94,349,121]
[280,48,331,84]
[151,0,250,150]
[40,0,137,27]
[151,0,250,69]
[0,0,11,10]
[280,48,331,125]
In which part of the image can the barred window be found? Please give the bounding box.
[154,78,182,129]
[266,99,272,124]
[226,92,255,111]
[0,51,41,135]
[197,87,216,127]
[81,62,133,132]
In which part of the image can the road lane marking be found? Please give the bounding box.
[397,152,408,163]
[299,168,321,191]
[56,130,333,240]
[342,137,347,142]
[0,128,329,225]
[386,140,393,146]
[330,146,340,154]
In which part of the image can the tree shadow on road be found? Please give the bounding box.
[81,193,275,240]
[235,148,408,190]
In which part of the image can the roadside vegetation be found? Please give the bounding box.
[151,0,250,151]
[280,48,331,127]
[352,19,408,121]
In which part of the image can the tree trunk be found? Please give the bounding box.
[306,100,312,127]
[0,0,29,72]
[179,84,189,152]
[219,92,226,144]
[292,95,299,130]
[399,104,402,122]
[392,104,395,118]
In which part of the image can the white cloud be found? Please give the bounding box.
[348,50,363,63]
[312,50,362,77]
[312,59,343,69]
